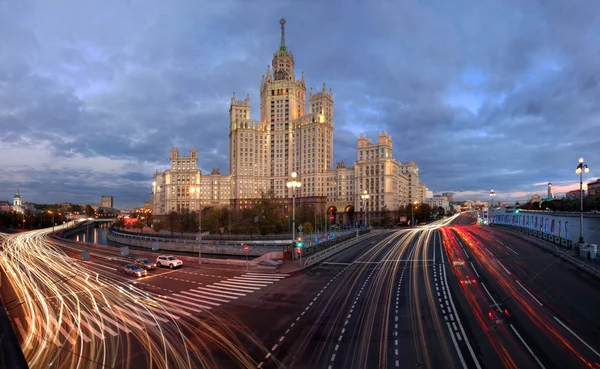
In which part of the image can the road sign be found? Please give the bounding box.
[298,224,303,231]
[298,231,303,236]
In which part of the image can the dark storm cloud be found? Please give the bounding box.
[0,0,599,206]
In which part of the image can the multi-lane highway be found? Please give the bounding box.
[1,214,599,368]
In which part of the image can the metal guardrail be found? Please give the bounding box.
[302,232,378,267]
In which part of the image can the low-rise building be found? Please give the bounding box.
[566,189,585,200]
[588,179,600,197]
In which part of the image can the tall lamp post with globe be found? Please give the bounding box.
[286,172,302,244]
[489,189,496,224]
[576,157,590,244]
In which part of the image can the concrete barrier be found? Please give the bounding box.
[107,230,283,257]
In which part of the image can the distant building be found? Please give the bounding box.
[441,192,454,202]
[566,189,585,200]
[0,201,11,213]
[588,179,600,197]
[13,186,23,213]
[101,196,114,208]
[547,182,554,199]
[143,201,153,210]
[529,194,542,203]
[425,197,450,212]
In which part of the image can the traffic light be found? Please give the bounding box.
[296,247,301,254]
[296,236,303,248]
[515,209,520,214]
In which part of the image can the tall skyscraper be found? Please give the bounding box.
[101,196,114,208]
[152,19,428,225]
[229,18,334,203]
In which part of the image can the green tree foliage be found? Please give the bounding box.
[302,221,314,234]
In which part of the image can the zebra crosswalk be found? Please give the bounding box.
[11,273,289,348]
[158,272,289,311]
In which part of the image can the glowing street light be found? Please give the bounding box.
[286,172,302,246]
[576,157,590,244]
[360,190,370,229]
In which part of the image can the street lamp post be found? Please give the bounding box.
[360,190,370,229]
[48,211,55,233]
[411,201,418,226]
[190,186,202,264]
[489,189,496,224]
[286,172,301,255]
[576,157,590,244]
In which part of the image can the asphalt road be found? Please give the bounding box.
[448,220,600,369]
[3,214,599,369]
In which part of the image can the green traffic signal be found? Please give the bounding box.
[515,209,520,214]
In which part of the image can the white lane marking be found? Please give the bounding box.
[80,310,119,337]
[553,316,600,359]
[101,306,144,331]
[279,336,285,342]
[181,289,230,302]
[179,291,223,304]
[265,353,271,359]
[497,260,511,275]
[26,316,62,346]
[442,259,481,369]
[216,281,262,290]
[506,246,518,255]
[232,277,275,283]
[47,313,78,345]
[515,280,543,307]
[446,321,468,369]
[469,262,480,278]
[510,324,546,369]
[174,293,219,308]
[209,284,253,294]
[200,286,244,297]
[481,282,500,307]
[257,361,264,368]
[271,344,278,351]
[244,273,288,278]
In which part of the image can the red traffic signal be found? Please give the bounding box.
[296,247,301,254]
[329,215,334,221]
[243,244,248,252]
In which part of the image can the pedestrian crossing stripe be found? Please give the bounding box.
[11,273,289,348]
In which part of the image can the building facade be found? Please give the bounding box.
[566,189,585,200]
[101,196,114,208]
[151,19,427,224]
[425,196,450,212]
[13,186,23,213]
[588,179,600,197]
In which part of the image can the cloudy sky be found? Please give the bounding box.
[1,0,599,207]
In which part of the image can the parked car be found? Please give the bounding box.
[135,258,156,270]
[156,255,183,269]
[120,264,147,277]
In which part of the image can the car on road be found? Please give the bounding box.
[460,276,477,285]
[488,303,511,325]
[453,258,465,266]
[156,255,183,269]
[135,258,156,270]
[121,264,147,277]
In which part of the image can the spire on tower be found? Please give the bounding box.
[301,71,305,85]
[266,65,272,82]
[279,18,286,51]
[322,82,327,93]
[15,185,19,196]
